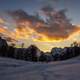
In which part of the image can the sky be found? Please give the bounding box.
[0,0,80,52]
[0,0,80,24]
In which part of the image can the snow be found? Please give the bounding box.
[0,57,80,80]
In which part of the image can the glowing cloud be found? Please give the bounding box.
[7,7,80,42]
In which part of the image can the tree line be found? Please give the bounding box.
[0,37,80,62]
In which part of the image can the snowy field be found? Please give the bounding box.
[0,57,80,80]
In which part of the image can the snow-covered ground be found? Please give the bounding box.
[0,57,80,80]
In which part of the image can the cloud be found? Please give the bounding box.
[8,9,44,23]
[7,7,80,41]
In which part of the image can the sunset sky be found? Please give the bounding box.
[0,0,80,52]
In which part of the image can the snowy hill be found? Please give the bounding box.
[0,57,80,80]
